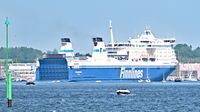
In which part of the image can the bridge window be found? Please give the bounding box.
[149,58,156,62]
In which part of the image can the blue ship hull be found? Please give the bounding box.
[68,65,176,81]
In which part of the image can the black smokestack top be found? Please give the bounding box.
[61,38,71,42]
[92,37,103,46]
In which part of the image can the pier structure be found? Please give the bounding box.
[0,64,6,80]
[9,63,36,81]
[167,63,200,81]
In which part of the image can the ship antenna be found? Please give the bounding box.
[109,20,114,47]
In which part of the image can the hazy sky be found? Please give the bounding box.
[0,0,200,53]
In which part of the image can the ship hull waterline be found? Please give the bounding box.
[68,65,176,81]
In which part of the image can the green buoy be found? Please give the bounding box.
[5,17,12,107]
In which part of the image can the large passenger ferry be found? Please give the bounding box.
[59,21,178,82]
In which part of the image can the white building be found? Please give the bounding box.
[0,64,6,80]
[167,63,200,81]
[9,63,36,81]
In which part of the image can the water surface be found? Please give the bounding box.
[0,81,200,112]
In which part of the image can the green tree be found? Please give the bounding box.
[174,44,200,63]
[0,47,43,63]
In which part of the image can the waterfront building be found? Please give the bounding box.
[9,63,36,81]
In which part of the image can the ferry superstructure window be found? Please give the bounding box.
[141,41,150,43]
[106,44,112,47]
[118,44,123,46]
[147,45,151,47]
[131,45,135,47]
[100,48,102,53]
[146,31,150,35]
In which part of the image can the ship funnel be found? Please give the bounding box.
[92,37,107,61]
[92,37,103,46]
[139,27,155,40]
[59,38,74,58]
[61,38,71,43]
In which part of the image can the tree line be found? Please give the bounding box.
[174,44,200,63]
[0,47,43,63]
[0,44,199,63]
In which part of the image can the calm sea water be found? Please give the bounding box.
[1,81,200,112]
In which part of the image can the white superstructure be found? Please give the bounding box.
[106,23,177,65]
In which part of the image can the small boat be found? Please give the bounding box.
[187,72,198,82]
[56,80,60,82]
[174,78,182,82]
[145,79,151,83]
[96,80,102,83]
[138,79,143,83]
[52,80,60,83]
[189,79,198,82]
[26,81,35,85]
[116,89,130,95]
[162,80,166,83]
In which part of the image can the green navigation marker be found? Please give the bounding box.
[5,17,12,107]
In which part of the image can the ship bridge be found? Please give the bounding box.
[139,27,155,40]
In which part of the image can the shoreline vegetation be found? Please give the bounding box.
[0,44,199,63]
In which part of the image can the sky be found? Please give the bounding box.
[0,0,200,53]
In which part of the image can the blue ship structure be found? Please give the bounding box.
[68,66,176,81]
[36,54,68,80]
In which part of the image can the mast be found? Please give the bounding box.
[109,20,114,47]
